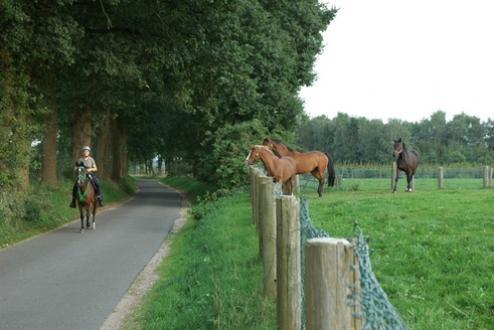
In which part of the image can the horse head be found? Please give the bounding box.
[76,165,88,188]
[393,138,405,157]
[245,145,274,165]
[263,137,287,157]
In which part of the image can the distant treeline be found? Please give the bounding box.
[297,111,494,164]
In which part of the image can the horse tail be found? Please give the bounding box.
[325,153,335,187]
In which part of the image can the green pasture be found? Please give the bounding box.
[131,177,493,329]
[304,182,494,330]
[300,177,489,192]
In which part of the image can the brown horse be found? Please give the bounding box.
[76,166,97,233]
[245,145,297,195]
[392,138,420,192]
[263,138,335,197]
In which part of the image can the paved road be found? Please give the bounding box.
[0,180,182,330]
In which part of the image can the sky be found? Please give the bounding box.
[299,0,494,123]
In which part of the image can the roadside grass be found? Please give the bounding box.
[128,176,493,329]
[0,177,136,249]
[160,176,212,202]
[303,183,494,329]
[126,177,275,330]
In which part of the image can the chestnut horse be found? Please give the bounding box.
[392,138,420,192]
[76,166,97,233]
[263,138,335,197]
[245,145,297,195]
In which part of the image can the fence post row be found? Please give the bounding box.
[259,176,277,300]
[250,169,363,330]
[276,195,301,330]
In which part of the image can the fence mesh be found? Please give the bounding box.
[354,226,408,330]
[298,198,408,330]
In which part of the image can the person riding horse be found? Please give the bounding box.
[70,146,104,208]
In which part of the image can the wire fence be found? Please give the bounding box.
[299,165,493,192]
[299,198,408,330]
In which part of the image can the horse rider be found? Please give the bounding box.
[70,146,104,208]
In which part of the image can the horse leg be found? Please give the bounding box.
[86,206,91,229]
[311,169,324,197]
[406,173,413,192]
[79,207,85,233]
[92,203,96,230]
[392,171,400,193]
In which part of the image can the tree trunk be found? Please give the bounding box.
[120,125,128,178]
[96,111,110,180]
[42,102,58,186]
[111,118,122,181]
[72,104,92,161]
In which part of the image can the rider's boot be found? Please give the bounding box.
[69,198,76,208]
[97,195,104,207]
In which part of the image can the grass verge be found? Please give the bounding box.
[0,177,136,249]
[126,177,275,330]
[304,185,494,330]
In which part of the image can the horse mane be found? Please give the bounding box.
[254,145,276,156]
[268,138,294,152]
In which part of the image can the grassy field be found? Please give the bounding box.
[301,178,494,329]
[300,177,490,192]
[129,176,493,329]
[126,177,275,330]
[0,177,136,248]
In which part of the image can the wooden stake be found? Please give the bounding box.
[259,176,277,300]
[276,196,301,330]
[438,166,444,189]
[304,238,361,330]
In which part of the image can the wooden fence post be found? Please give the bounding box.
[276,195,301,330]
[438,166,444,189]
[254,171,261,229]
[259,176,277,300]
[250,167,257,224]
[335,174,343,190]
[304,238,362,330]
[483,166,489,188]
[391,161,397,191]
[489,166,493,188]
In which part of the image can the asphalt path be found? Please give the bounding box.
[0,180,182,330]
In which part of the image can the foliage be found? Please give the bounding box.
[298,111,494,165]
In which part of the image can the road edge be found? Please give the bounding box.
[100,181,189,330]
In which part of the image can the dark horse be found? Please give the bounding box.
[76,165,97,233]
[392,138,420,193]
[263,138,335,197]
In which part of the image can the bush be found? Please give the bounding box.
[118,176,136,194]
[198,119,268,189]
[22,197,41,222]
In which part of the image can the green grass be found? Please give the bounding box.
[302,182,494,330]
[130,176,493,329]
[0,177,136,248]
[160,176,213,202]
[127,177,275,330]
[301,177,489,192]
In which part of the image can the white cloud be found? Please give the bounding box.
[300,0,494,122]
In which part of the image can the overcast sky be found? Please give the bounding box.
[299,0,494,123]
